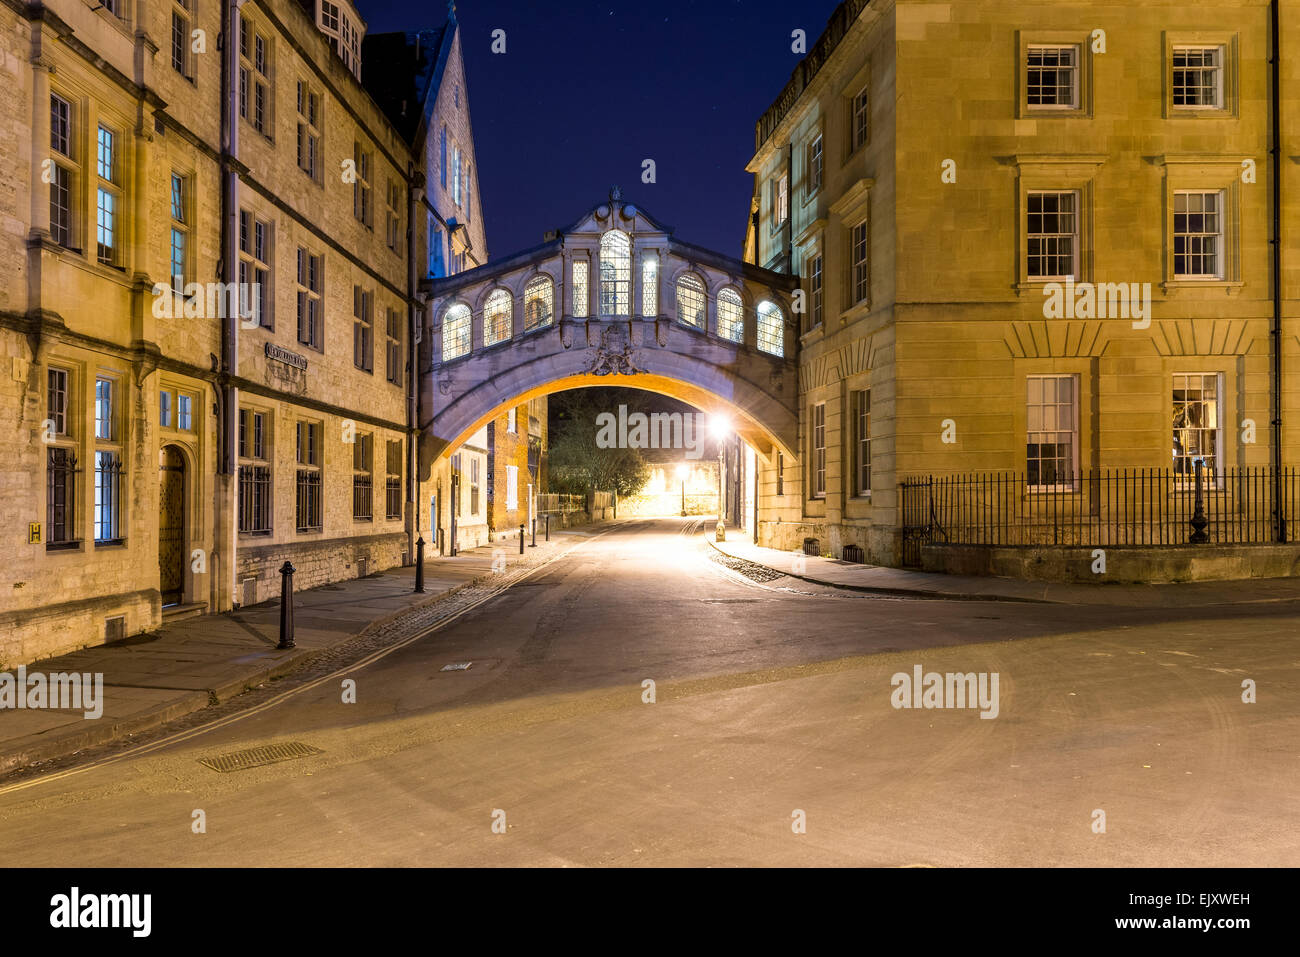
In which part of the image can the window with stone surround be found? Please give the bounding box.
[296,421,322,532]
[599,231,630,315]
[353,432,373,521]
[385,307,403,385]
[239,14,272,138]
[810,402,826,499]
[296,247,323,350]
[571,259,589,317]
[853,389,871,496]
[238,209,272,328]
[238,408,271,534]
[385,441,403,519]
[1173,373,1223,482]
[1027,375,1077,489]
[170,172,190,289]
[49,93,75,249]
[484,289,511,346]
[353,285,374,372]
[95,124,120,266]
[1026,45,1079,110]
[757,300,784,357]
[675,273,706,329]
[1025,191,1078,280]
[296,80,322,182]
[1172,46,1223,109]
[353,142,373,228]
[442,303,470,361]
[171,1,193,79]
[1173,190,1224,279]
[93,375,123,545]
[46,367,78,548]
[523,275,554,331]
[641,250,658,317]
[717,287,743,343]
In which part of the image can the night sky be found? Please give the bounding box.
[359,0,842,260]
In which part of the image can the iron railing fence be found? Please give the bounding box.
[899,467,1296,566]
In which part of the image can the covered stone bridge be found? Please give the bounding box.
[417,193,802,476]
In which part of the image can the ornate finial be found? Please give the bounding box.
[609,185,622,202]
[447,0,457,23]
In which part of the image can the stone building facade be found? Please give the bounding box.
[744,0,1299,564]
[485,397,547,540]
[0,0,488,666]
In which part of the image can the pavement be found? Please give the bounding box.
[0,521,605,774]
[708,534,1300,606]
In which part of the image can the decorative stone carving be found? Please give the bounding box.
[588,326,645,376]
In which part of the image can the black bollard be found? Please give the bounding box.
[277,561,296,649]
[530,518,536,548]
[414,536,425,593]
[519,524,525,554]
[545,514,550,541]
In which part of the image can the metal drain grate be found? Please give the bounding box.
[198,741,323,773]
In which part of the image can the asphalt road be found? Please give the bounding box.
[1,518,1297,866]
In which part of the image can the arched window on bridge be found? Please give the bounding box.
[599,230,630,315]
[484,288,512,346]
[523,275,554,331]
[676,274,706,329]
[442,302,471,361]
[717,287,744,342]
[757,300,784,357]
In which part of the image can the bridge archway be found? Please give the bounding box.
[419,193,801,476]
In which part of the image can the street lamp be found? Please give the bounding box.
[676,463,689,516]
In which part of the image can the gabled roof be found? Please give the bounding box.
[361,24,454,146]
[554,196,675,238]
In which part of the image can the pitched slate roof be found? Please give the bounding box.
[362,25,453,146]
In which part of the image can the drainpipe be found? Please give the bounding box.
[217,0,241,610]
[407,167,421,564]
[1270,0,1285,541]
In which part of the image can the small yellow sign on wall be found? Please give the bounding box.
[28,523,40,544]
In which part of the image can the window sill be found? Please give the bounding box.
[839,301,871,326]
[1166,107,1234,119]
[238,529,273,537]
[1023,106,1087,117]
[46,540,82,552]
[1161,279,1244,295]
[1014,279,1088,296]
[94,538,126,549]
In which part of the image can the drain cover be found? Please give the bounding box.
[441,661,473,672]
[199,741,323,773]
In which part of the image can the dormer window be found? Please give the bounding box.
[318,1,363,80]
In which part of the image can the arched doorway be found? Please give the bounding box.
[158,446,186,607]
